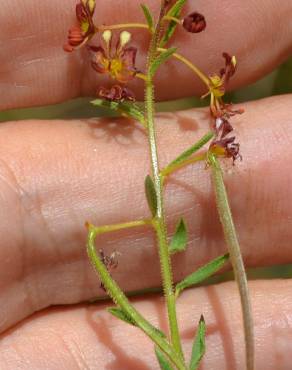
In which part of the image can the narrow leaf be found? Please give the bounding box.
[168,0,188,17]
[150,47,177,77]
[145,175,158,217]
[154,327,167,339]
[175,254,229,297]
[108,307,136,326]
[155,346,174,370]
[160,0,187,46]
[168,132,214,168]
[141,4,154,31]
[190,315,206,370]
[169,218,188,254]
[91,99,145,125]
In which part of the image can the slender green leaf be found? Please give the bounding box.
[175,254,229,297]
[160,0,187,46]
[168,132,214,168]
[154,327,167,339]
[150,47,177,77]
[169,218,188,254]
[167,0,188,17]
[190,315,206,370]
[155,346,174,370]
[91,98,145,125]
[141,4,154,31]
[145,175,158,217]
[108,307,166,342]
[108,307,136,326]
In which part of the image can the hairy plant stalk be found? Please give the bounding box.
[144,6,185,363]
[87,226,186,370]
[208,152,254,370]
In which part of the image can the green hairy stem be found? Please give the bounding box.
[208,152,254,370]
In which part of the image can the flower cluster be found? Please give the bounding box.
[208,53,243,162]
[209,117,242,163]
[64,1,138,102]
[89,30,138,84]
[89,30,138,101]
[63,0,96,52]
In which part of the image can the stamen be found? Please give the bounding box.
[120,31,131,48]
[102,30,112,55]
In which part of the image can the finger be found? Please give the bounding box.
[0,94,292,333]
[1,0,291,110]
[1,280,292,369]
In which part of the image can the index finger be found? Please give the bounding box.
[1,0,291,110]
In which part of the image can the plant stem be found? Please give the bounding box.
[87,226,186,370]
[161,153,206,178]
[87,219,152,234]
[99,23,149,31]
[160,131,215,178]
[163,15,182,25]
[157,48,210,87]
[208,152,254,370]
[144,13,185,364]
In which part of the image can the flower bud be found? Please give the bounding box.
[183,12,206,33]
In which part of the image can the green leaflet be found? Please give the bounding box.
[150,47,177,77]
[145,175,158,217]
[141,4,154,31]
[169,218,188,254]
[107,307,136,326]
[154,327,167,339]
[189,315,206,370]
[108,308,166,340]
[91,98,145,125]
[160,0,187,46]
[155,346,174,370]
[175,254,229,298]
[167,132,214,168]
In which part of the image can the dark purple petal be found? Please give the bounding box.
[91,47,109,74]
[120,47,137,71]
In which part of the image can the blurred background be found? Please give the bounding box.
[0,57,291,284]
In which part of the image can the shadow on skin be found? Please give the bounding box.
[181,285,237,369]
[83,116,146,146]
[86,305,153,370]
[206,285,237,369]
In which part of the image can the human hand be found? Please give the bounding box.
[0,0,292,369]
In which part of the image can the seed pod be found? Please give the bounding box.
[183,12,206,33]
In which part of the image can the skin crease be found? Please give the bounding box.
[0,0,291,109]
[0,0,292,369]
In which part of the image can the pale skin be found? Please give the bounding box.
[0,0,292,369]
